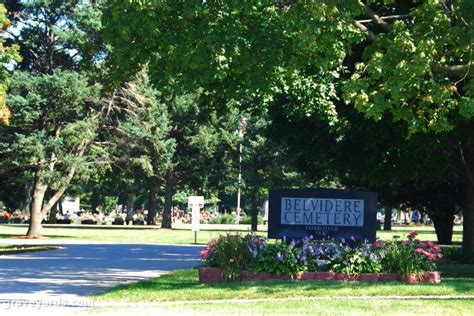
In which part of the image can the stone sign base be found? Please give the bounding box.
[198,267,441,284]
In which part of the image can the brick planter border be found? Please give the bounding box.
[198,268,441,284]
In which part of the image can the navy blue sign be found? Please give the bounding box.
[268,188,378,242]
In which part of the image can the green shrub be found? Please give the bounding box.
[328,244,383,275]
[199,231,444,281]
[376,231,443,278]
[200,234,260,281]
[239,215,264,225]
[209,214,235,224]
[248,239,306,277]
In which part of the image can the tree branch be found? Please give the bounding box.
[358,0,391,32]
[40,137,93,214]
[434,64,472,77]
[356,14,409,24]
[353,19,376,42]
[41,165,76,214]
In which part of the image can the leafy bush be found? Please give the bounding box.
[376,231,443,278]
[209,214,235,224]
[200,234,261,281]
[327,243,383,275]
[240,215,264,225]
[200,231,443,280]
[248,238,306,277]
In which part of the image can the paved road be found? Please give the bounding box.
[0,243,202,314]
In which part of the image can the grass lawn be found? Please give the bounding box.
[90,262,474,315]
[0,244,61,255]
[0,224,463,244]
[83,299,474,316]
[0,224,252,244]
[94,263,474,302]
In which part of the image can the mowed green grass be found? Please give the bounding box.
[0,224,463,244]
[90,262,474,315]
[95,263,474,302]
[0,244,61,255]
[84,299,474,316]
[0,225,245,244]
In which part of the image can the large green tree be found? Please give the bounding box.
[1,70,104,236]
[343,0,473,251]
[0,3,20,124]
[0,0,107,237]
[102,70,173,225]
[158,94,239,228]
[103,0,473,251]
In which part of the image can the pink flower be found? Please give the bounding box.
[418,241,427,248]
[425,241,434,247]
[426,253,437,260]
[432,245,441,252]
[415,247,438,260]
[402,240,411,246]
[374,239,385,249]
[407,231,418,240]
[199,248,210,258]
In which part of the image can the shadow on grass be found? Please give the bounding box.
[438,263,474,278]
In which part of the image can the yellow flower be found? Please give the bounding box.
[229,258,235,263]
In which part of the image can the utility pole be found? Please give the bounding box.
[237,141,242,224]
[236,114,246,225]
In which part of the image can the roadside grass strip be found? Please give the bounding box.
[94,266,474,303]
[0,244,62,255]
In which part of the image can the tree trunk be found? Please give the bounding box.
[455,143,474,252]
[251,190,259,232]
[48,201,58,224]
[91,191,99,214]
[58,199,64,215]
[125,191,135,224]
[27,173,48,238]
[463,180,474,252]
[147,183,159,225]
[40,166,77,216]
[431,211,454,245]
[21,181,33,212]
[384,207,392,231]
[161,172,173,229]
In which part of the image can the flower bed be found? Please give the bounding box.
[198,231,443,284]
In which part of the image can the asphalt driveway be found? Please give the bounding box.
[0,243,202,303]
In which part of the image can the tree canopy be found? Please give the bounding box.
[101,0,474,251]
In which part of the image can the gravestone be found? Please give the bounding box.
[268,188,378,242]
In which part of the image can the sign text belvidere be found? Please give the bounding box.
[268,188,377,242]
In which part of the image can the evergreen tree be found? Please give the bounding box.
[0,3,20,124]
[1,0,106,237]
